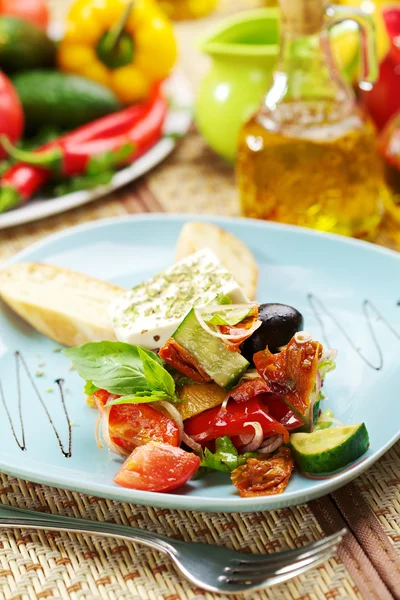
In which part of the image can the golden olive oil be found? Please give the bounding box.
[237,0,388,239]
[237,104,386,238]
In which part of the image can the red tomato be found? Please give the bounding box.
[114,442,200,492]
[0,73,23,159]
[184,397,289,444]
[93,389,179,453]
[359,55,400,131]
[0,0,49,29]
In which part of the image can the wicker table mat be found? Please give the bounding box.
[0,1,400,599]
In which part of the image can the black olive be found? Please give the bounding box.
[241,303,304,363]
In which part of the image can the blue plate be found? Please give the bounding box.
[0,215,399,512]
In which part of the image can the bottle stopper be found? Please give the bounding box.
[279,0,329,35]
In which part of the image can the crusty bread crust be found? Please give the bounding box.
[174,222,258,300]
[0,262,124,347]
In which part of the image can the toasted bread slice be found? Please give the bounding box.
[174,222,258,300]
[0,262,124,347]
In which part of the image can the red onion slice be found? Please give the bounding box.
[101,406,130,457]
[153,400,184,445]
[238,433,254,446]
[239,421,264,452]
[257,434,284,454]
[190,427,215,443]
[94,413,103,450]
[320,348,338,363]
[294,331,313,344]
[181,432,202,454]
[217,394,231,416]
[195,306,261,343]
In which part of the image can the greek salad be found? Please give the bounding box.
[64,249,369,497]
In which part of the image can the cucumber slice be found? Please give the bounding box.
[172,309,249,389]
[290,424,369,474]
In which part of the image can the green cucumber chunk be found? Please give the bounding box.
[172,309,249,389]
[290,423,369,474]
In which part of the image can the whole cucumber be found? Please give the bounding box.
[0,17,56,73]
[12,71,121,133]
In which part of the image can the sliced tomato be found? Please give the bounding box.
[114,442,200,492]
[184,397,289,444]
[93,389,110,411]
[93,389,179,453]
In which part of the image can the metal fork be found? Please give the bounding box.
[0,504,346,594]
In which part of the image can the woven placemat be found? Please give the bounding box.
[0,1,399,598]
[1,161,399,600]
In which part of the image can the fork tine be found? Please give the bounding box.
[264,549,339,588]
[230,529,347,566]
[226,529,346,574]
[219,548,336,585]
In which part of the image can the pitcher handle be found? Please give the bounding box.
[325,4,378,89]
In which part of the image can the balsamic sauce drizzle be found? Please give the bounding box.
[0,351,72,457]
[1,295,398,452]
[307,294,400,371]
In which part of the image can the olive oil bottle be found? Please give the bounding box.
[237,0,388,239]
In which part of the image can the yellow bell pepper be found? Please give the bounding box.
[58,0,177,104]
[157,0,218,21]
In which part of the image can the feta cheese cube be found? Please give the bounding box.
[110,249,248,348]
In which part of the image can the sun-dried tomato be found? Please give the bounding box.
[229,377,271,402]
[231,447,294,497]
[159,338,212,383]
[217,306,261,351]
[254,336,322,415]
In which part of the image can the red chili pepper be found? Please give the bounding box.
[0,84,165,211]
[60,91,167,176]
[184,397,289,444]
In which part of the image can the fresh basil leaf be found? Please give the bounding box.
[138,347,176,399]
[105,391,167,406]
[202,306,253,327]
[176,375,200,388]
[63,342,160,395]
[199,436,258,474]
[84,380,99,395]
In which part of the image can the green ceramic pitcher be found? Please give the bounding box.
[195,8,359,161]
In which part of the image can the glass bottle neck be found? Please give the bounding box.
[262,27,353,123]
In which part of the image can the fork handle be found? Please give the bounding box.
[0,505,178,557]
